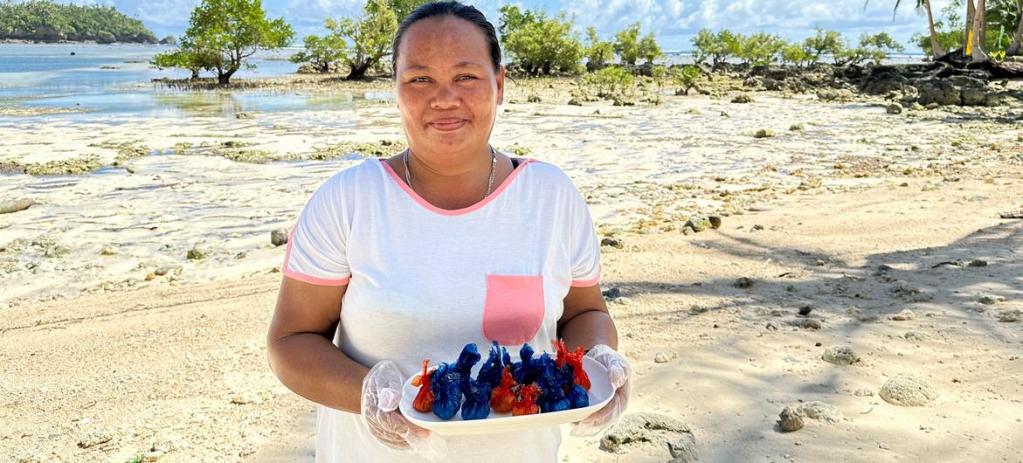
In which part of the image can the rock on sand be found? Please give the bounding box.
[879,374,938,406]
[601,412,698,462]
[822,346,860,365]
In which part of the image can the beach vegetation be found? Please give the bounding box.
[780,43,811,67]
[290,0,429,79]
[388,0,432,20]
[650,65,668,89]
[690,28,906,68]
[802,29,845,65]
[499,5,584,76]
[987,0,1022,55]
[584,26,615,71]
[0,0,157,43]
[289,33,347,74]
[328,0,399,80]
[582,66,635,98]
[151,48,219,80]
[152,0,293,85]
[692,29,741,68]
[833,32,905,65]
[736,32,786,66]
[613,22,663,66]
[670,65,702,95]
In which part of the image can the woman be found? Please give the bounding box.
[266,2,631,461]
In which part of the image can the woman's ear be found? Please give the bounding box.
[496,65,506,105]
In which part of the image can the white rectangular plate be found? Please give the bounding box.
[399,356,613,436]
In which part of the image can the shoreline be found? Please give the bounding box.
[0,38,162,45]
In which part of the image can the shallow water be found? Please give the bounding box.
[0,43,384,119]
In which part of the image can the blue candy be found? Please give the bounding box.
[511,344,538,384]
[478,341,506,388]
[536,353,571,413]
[431,344,482,420]
[460,377,493,420]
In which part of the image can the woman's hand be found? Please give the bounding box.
[361,360,448,460]
[570,344,632,437]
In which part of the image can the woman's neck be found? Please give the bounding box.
[388,146,514,210]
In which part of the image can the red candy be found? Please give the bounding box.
[512,383,541,416]
[490,367,518,413]
[413,359,435,413]
[553,340,590,390]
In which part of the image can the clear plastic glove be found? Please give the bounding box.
[361,360,447,460]
[570,344,632,437]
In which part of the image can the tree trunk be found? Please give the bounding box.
[189,68,200,80]
[924,0,946,59]
[218,67,237,85]
[966,0,975,53]
[346,63,370,80]
[1008,13,1023,56]
[972,0,989,63]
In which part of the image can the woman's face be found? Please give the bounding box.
[394,16,505,159]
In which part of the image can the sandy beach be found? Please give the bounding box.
[3,77,1023,462]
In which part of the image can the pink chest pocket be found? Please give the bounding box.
[482,274,546,345]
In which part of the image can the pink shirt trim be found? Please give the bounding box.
[282,227,351,286]
[570,268,601,287]
[378,157,536,216]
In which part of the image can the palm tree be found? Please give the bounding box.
[971,0,990,62]
[867,0,945,59]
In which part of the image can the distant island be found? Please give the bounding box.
[0,0,169,44]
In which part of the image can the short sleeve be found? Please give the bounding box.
[282,174,351,286]
[567,185,601,287]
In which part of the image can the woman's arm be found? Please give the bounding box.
[557,284,618,351]
[266,277,367,413]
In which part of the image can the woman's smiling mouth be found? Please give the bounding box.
[429,118,468,131]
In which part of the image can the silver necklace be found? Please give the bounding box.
[403,147,498,200]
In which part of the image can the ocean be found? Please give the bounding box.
[0,43,336,118]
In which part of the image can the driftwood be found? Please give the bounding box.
[985,60,1023,79]
[936,48,1023,78]
[0,199,36,214]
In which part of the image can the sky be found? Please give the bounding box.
[21,0,959,52]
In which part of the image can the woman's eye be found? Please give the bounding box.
[457,75,477,81]
[411,77,430,83]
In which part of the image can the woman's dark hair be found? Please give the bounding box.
[391,1,501,76]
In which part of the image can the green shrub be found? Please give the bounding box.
[499,5,584,76]
[613,22,662,66]
[329,0,398,80]
[737,32,786,66]
[290,33,347,73]
[802,29,844,65]
[780,43,810,67]
[692,29,741,67]
[583,66,635,97]
[584,26,614,70]
[670,65,702,95]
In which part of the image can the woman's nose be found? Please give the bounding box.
[430,84,460,109]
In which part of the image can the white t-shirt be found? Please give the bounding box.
[283,157,601,462]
